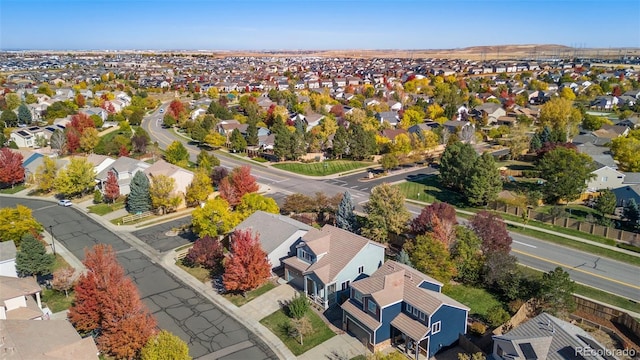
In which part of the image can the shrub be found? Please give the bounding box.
[184,235,224,274]
[486,305,511,327]
[286,293,310,319]
[470,322,487,336]
[93,189,103,204]
[522,170,540,178]
[508,299,525,314]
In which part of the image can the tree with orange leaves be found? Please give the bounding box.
[223,229,271,294]
[228,165,259,199]
[68,244,157,358]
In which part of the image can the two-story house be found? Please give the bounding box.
[341,261,469,359]
[95,156,151,196]
[282,225,385,309]
[0,275,47,320]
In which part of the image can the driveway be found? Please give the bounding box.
[0,197,277,359]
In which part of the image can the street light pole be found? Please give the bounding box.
[49,225,56,255]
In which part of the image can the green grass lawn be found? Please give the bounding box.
[260,309,336,355]
[443,284,503,320]
[42,288,75,313]
[176,259,211,283]
[52,254,71,272]
[87,201,125,216]
[272,160,372,176]
[224,282,277,307]
[396,175,466,206]
[0,184,27,194]
[535,204,601,222]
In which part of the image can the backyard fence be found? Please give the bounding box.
[489,202,640,247]
[121,211,153,224]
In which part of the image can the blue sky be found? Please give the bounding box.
[1,0,639,50]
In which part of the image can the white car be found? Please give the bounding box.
[58,199,72,207]
[159,108,164,113]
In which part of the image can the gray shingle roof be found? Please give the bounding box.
[493,312,609,360]
[232,211,312,254]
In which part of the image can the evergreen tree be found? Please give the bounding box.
[246,120,259,146]
[529,133,542,152]
[273,124,292,161]
[15,233,55,277]
[623,198,640,225]
[594,189,616,216]
[465,152,502,206]
[349,124,376,160]
[539,267,576,315]
[335,191,357,232]
[395,249,413,267]
[229,128,247,153]
[126,171,151,214]
[332,125,349,159]
[17,103,32,125]
[439,141,478,192]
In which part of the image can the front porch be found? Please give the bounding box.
[390,313,430,360]
[304,277,340,310]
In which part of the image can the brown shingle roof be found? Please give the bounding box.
[342,300,381,331]
[304,225,384,284]
[390,312,430,341]
[0,276,41,303]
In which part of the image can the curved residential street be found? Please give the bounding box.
[0,196,281,360]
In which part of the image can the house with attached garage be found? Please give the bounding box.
[341,260,469,359]
[282,225,385,309]
[230,211,313,270]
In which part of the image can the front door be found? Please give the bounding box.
[306,278,314,297]
[327,283,336,306]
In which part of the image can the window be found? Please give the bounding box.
[299,249,313,262]
[602,176,608,182]
[367,299,377,314]
[406,304,413,314]
[341,280,350,291]
[432,321,441,334]
[358,265,364,274]
[413,308,419,317]
[353,290,362,303]
[419,312,425,321]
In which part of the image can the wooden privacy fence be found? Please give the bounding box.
[489,202,640,246]
[121,211,153,224]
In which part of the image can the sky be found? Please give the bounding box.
[1,0,639,51]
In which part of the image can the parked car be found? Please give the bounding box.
[159,108,164,113]
[58,199,72,207]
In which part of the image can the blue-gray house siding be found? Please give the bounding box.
[375,302,402,342]
[428,304,468,357]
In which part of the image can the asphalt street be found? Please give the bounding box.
[144,105,640,301]
[0,197,276,360]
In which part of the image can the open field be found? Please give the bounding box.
[272,160,372,176]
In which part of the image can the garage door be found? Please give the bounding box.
[347,317,370,345]
[286,268,304,289]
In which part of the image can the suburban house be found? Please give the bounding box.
[230,211,313,270]
[9,129,37,148]
[0,276,48,320]
[0,319,99,359]
[0,241,18,278]
[95,156,151,196]
[216,120,248,139]
[341,261,469,359]
[282,225,386,309]
[586,165,625,192]
[492,312,613,360]
[143,159,194,202]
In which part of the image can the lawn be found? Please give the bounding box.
[42,288,75,313]
[272,160,372,176]
[0,184,27,194]
[224,281,277,307]
[260,309,336,355]
[535,204,601,222]
[443,284,503,320]
[396,175,466,207]
[52,254,71,272]
[176,259,211,283]
[87,201,125,216]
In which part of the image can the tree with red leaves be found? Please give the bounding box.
[184,235,224,274]
[104,170,120,203]
[223,229,271,294]
[330,104,344,117]
[0,148,25,188]
[410,202,458,235]
[229,165,259,199]
[68,244,157,358]
[612,86,622,97]
[218,177,239,206]
[118,145,130,157]
[65,129,81,153]
[469,210,512,255]
[168,99,186,120]
[75,93,86,107]
[536,141,577,159]
[66,113,96,154]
